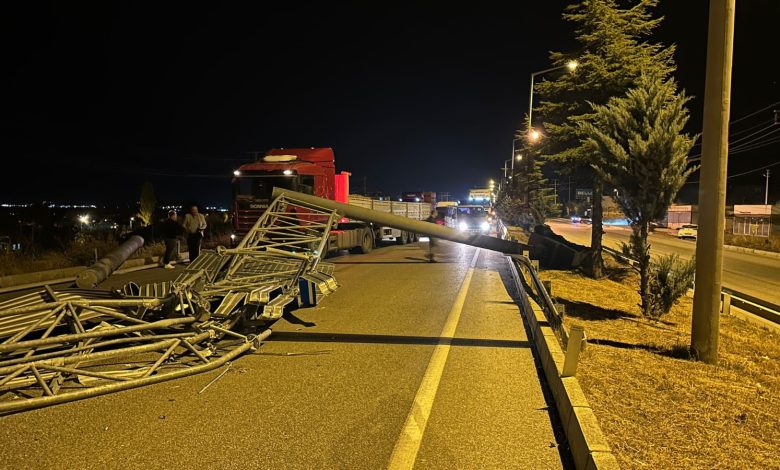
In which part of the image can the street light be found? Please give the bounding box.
[528,60,578,138]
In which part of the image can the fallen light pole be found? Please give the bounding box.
[271,188,528,254]
[76,235,146,288]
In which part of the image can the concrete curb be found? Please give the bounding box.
[722,244,780,259]
[0,266,87,289]
[523,294,620,469]
[0,252,189,293]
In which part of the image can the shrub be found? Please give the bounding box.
[647,253,696,319]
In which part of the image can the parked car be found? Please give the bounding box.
[677,224,698,240]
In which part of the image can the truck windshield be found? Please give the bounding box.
[457,207,485,216]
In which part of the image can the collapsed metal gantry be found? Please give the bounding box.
[0,194,340,414]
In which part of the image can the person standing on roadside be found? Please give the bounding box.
[161,210,184,269]
[183,205,207,262]
[424,209,439,263]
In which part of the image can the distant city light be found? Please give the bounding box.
[78,215,90,224]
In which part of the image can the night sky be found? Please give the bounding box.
[3,1,779,206]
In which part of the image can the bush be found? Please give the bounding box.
[647,254,696,319]
[724,233,780,254]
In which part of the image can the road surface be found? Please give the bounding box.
[546,219,780,306]
[0,241,572,469]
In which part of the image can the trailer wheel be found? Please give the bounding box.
[396,231,408,245]
[351,230,373,254]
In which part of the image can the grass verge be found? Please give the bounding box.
[539,264,779,468]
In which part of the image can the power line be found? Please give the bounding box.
[685,159,780,184]
[728,100,780,125]
[728,136,780,154]
[729,127,780,152]
[688,123,779,162]
[727,160,780,179]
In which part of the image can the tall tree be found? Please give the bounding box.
[496,156,558,228]
[137,181,156,226]
[535,0,676,278]
[580,77,697,316]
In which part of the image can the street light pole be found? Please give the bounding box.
[528,61,578,135]
[691,0,736,365]
[765,169,771,205]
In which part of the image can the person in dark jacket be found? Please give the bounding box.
[424,209,439,262]
[161,210,185,269]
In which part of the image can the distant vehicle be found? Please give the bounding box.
[454,205,491,233]
[468,188,493,206]
[402,191,437,206]
[571,215,592,224]
[677,224,698,240]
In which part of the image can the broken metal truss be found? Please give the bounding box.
[0,194,340,414]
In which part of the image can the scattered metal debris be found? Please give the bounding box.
[198,362,232,394]
[0,194,341,414]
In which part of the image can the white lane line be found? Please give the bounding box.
[387,247,481,470]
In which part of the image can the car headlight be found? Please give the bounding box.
[480,221,490,231]
[458,221,468,231]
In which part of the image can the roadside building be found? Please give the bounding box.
[666,205,698,229]
[733,204,773,237]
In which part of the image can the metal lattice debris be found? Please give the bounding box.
[0,194,340,414]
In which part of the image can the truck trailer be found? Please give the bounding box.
[232,148,432,252]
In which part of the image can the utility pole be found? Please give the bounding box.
[765,169,771,205]
[691,0,736,364]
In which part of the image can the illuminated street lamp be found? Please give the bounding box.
[528,60,578,138]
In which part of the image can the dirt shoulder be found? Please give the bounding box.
[538,265,779,469]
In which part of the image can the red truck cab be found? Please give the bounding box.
[232,148,350,234]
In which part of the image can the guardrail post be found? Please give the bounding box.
[523,250,529,258]
[531,259,539,271]
[562,325,585,378]
[722,293,732,316]
[554,303,566,320]
[543,280,552,296]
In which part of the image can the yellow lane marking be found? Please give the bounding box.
[387,247,481,470]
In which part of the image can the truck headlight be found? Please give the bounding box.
[458,221,468,231]
[480,222,490,231]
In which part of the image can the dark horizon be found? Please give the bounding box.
[3,1,779,206]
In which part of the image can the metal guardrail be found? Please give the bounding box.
[507,254,568,346]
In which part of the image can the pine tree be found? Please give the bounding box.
[497,155,559,229]
[580,77,697,316]
[535,0,676,278]
[137,181,156,226]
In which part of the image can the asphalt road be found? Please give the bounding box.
[0,242,571,469]
[546,219,780,306]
